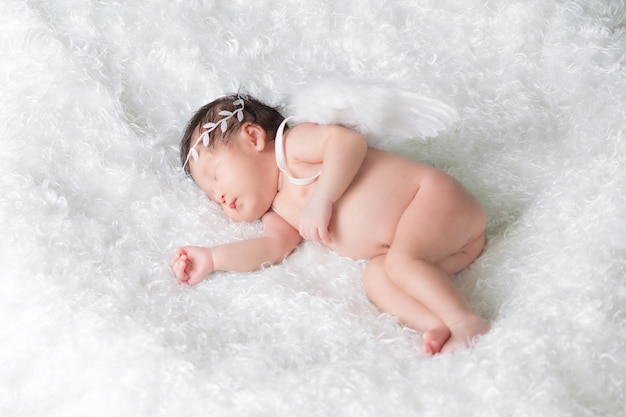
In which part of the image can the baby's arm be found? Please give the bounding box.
[292,124,368,243]
[171,211,301,285]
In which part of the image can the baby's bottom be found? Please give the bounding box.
[363,234,488,354]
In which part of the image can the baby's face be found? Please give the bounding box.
[188,125,277,222]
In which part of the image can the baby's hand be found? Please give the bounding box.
[298,195,333,244]
[170,246,214,286]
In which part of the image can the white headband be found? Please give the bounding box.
[183,98,245,171]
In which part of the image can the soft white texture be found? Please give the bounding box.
[1,1,625,416]
[289,79,459,145]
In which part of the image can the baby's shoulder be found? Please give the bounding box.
[286,122,323,139]
[286,122,356,145]
[282,122,326,155]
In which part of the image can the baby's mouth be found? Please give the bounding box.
[229,198,237,210]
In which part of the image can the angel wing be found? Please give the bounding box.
[286,79,459,147]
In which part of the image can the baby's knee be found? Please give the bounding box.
[361,272,378,299]
[362,256,385,292]
[384,249,402,277]
[384,249,430,284]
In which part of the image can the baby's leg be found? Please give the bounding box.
[436,233,485,276]
[386,256,488,352]
[385,178,489,352]
[363,255,450,354]
[435,234,489,353]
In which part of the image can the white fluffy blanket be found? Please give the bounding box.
[1,1,625,416]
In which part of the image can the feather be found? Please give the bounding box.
[287,79,459,147]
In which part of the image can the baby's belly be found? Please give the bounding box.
[277,149,425,260]
[327,174,416,260]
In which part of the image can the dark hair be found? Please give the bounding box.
[180,94,285,174]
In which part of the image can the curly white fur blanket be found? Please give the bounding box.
[1,1,625,416]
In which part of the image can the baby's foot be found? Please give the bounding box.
[440,315,490,354]
[422,327,451,355]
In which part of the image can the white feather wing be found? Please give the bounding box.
[287,79,459,147]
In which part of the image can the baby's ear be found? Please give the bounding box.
[243,122,267,151]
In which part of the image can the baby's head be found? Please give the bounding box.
[180,94,284,175]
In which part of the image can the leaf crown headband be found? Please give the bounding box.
[182,97,245,171]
